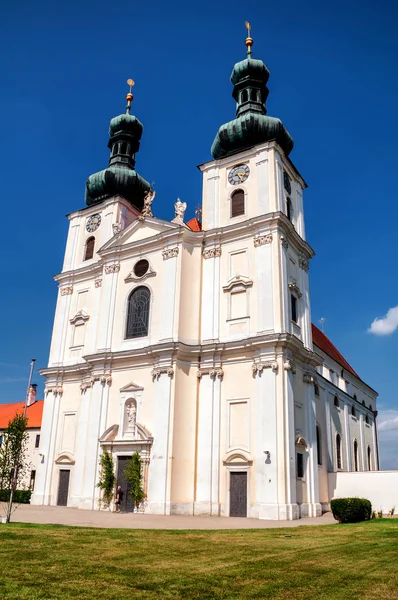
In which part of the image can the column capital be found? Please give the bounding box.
[151,366,174,381]
[197,367,224,380]
[252,361,278,376]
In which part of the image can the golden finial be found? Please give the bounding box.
[126,78,135,114]
[245,21,253,57]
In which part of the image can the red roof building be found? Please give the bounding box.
[0,401,44,429]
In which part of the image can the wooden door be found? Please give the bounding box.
[57,470,70,506]
[229,472,247,517]
[116,456,134,512]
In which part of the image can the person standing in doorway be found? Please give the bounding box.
[115,485,124,512]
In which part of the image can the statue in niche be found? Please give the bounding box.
[126,400,137,429]
[172,198,187,225]
[141,189,155,218]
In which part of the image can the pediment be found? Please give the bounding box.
[100,217,181,251]
[119,381,144,393]
[223,453,253,466]
[55,452,75,465]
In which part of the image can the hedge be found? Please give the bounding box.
[0,489,32,504]
[331,497,372,523]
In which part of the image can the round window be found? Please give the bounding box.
[134,259,149,278]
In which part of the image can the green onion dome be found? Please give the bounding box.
[85,104,150,209]
[211,50,293,159]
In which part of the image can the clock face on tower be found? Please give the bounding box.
[228,164,250,185]
[86,214,101,233]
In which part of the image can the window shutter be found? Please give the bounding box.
[231,190,245,217]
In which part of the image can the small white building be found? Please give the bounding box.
[0,401,44,492]
[32,33,379,518]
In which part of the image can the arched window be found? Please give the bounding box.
[250,88,257,101]
[113,144,118,156]
[230,189,245,218]
[334,395,339,408]
[351,405,356,417]
[316,425,322,466]
[120,142,127,155]
[241,89,248,103]
[367,446,371,471]
[84,237,95,261]
[362,400,365,406]
[286,197,292,221]
[336,434,342,469]
[126,286,150,339]
[353,440,359,471]
[314,382,320,396]
[353,394,357,401]
[365,414,369,424]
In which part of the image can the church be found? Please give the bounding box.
[32,27,379,519]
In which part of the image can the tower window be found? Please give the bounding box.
[290,294,298,323]
[241,89,248,103]
[316,425,322,466]
[121,142,127,155]
[336,434,342,469]
[126,286,150,339]
[286,197,293,221]
[230,190,245,218]
[334,395,339,408]
[354,440,359,472]
[365,414,369,424]
[112,145,118,156]
[351,405,356,417]
[84,237,95,261]
[250,88,257,101]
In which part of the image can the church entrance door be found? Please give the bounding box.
[116,456,134,512]
[229,471,247,517]
[57,469,70,506]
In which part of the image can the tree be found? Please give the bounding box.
[124,452,146,511]
[97,450,115,509]
[0,413,29,523]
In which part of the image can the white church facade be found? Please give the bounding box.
[32,31,379,519]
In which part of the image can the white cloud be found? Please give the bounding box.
[368,306,398,335]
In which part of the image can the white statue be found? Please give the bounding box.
[126,401,137,428]
[141,189,155,218]
[173,198,187,224]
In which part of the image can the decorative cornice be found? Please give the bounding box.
[303,372,315,384]
[105,263,120,274]
[70,310,90,325]
[197,368,224,380]
[44,385,63,396]
[162,247,179,260]
[284,359,296,374]
[60,286,73,296]
[94,278,102,288]
[252,361,278,375]
[299,254,310,272]
[92,373,112,386]
[288,279,302,298]
[280,235,288,250]
[80,381,93,393]
[222,275,253,293]
[254,234,273,247]
[203,246,222,259]
[151,366,174,380]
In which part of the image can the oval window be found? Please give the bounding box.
[134,259,149,278]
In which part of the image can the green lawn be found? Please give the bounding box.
[0,520,397,599]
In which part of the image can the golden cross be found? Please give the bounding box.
[245,21,251,38]
[127,78,135,94]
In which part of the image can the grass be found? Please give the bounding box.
[0,520,398,599]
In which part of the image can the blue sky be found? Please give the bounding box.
[0,1,397,466]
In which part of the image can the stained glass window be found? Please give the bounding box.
[126,286,150,339]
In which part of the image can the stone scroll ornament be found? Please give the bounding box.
[141,189,156,218]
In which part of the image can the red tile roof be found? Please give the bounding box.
[0,400,44,429]
[186,217,202,232]
[312,324,360,379]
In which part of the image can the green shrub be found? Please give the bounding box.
[0,489,32,504]
[331,498,372,523]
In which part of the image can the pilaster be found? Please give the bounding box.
[303,372,321,517]
[96,262,120,350]
[359,413,366,471]
[160,248,179,341]
[147,366,174,514]
[344,402,352,471]
[201,246,221,341]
